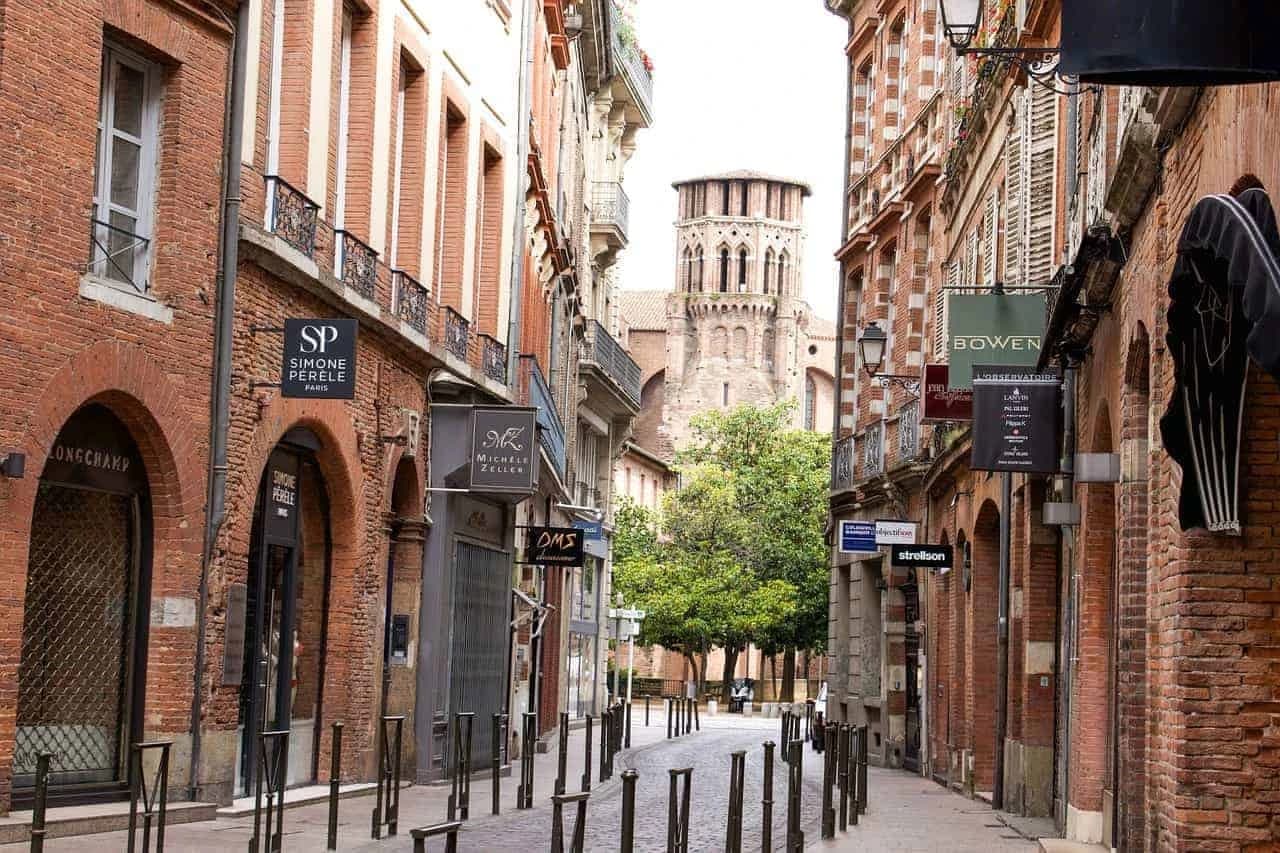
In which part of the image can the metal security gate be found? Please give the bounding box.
[448,541,511,766]
[16,483,137,790]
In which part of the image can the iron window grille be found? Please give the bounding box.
[88,219,151,294]
[479,334,508,384]
[335,229,378,300]
[265,175,320,257]
[392,269,429,334]
[863,422,884,476]
[444,307,470,362]
[898,401,921,461]
[832,434,856,492]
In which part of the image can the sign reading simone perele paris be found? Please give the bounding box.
[469,407,538,494]
[891,544,953,570]
[946,293,1047,390]
[526,526,585,566]
[922,364,973,421]
[971,366,1061,474]
[282,318,358,398]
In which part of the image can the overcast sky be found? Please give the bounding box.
[619,1,849,320]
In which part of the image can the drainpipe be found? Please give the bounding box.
[992,280,1011,810]
[190,0,248,801]
[506,0,536,381]
[1058,355,1079,825]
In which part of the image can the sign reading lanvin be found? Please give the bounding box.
[282,318,358,398]
[947,293,1047,390]
[527,526,585,566]
[470,407,538,494]
[971,366,1062,474]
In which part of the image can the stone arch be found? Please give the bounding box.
[732,326,749,361]
[969,500,1001,792]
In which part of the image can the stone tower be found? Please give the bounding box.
[660,171,823,450]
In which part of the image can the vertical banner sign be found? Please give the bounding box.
[281,318,359,399]
[922,364,973,421]
[971,366,1062,473]
[264,450,301,543]
[470,407,538,494]
[946,293,1047,390]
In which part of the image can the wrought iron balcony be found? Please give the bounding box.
[335,229,378,300]
[521,355,567,480]
[265,175,319,257]
[479,334,508,385]
[585,320,641,407]
[607,0,654,121]
[863,422,884,476]
[444,307,470,362]
[591,182,630,243]
[392,270,429,335]
[831,434,856,494]
[898,401,921,462]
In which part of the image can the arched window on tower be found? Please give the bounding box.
[778,251,789,294]
[805,373,817,430]
[683,247,692,291]
[719,248,730,292]
[695,247,705,291]
[738,248,748,292]
[740,181,749,216]
[721,180,731,215]
[763,249,774,294]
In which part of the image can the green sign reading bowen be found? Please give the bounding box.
[947,293,1047,390]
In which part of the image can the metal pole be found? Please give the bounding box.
[761,741,775,853]
[625,702,632,749]
[626,630,636,707]
[620,769,638,853]
[785,738,803,853]
[492,713,505,816]
[993,469,1012,810]
[556,711,569,795]
[821,724,836,839]
[837,725,849,832]
[726,750,746,853]
[517,712,535,809]
[858,724,868,815]
[667,697,673,739]
[30,752,50,853]
[693,699,700,732]
[645,695,651,727]
[582,715,594,791]
[849,726,859,828]
[327,722,343,850]
[600,708,610,780]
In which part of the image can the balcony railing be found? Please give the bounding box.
[479,334,508,385]
[846,94,941,239]
[392,269,429,335]
[444,307,470,362]
[266,175,319,257]
[591,182,630,241]
[335,229,378,300]
[521,355,567,480]
[608,1,654,120]
[898,401,921,462]
[863,422,884,476]
[832,435,856,493]
[586,320,641,406]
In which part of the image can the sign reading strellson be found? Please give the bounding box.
[470,407,538,494]
[526,526,585,566]
[947,293,1047,390]
[891,544,953,569]
[971,366,1062,474]
[282,318,358,399]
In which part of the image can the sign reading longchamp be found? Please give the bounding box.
[282,318,358,399]
[946,293,1047,390]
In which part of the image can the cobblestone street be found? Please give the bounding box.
[0,714,1048,852]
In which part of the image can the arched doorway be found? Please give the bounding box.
[902,567,921,771]
[971,501,1001,793]
[237,428,334,795]
[15,404,152,804]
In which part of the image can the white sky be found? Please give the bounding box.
[619,0,849,320]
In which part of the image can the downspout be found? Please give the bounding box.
[506,0,536,381]
[190,0,248,801]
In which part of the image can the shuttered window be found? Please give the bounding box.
[1024,84,1058,284]
[1003,89,1025,284]
[934,261,958,359]
[982,191,998,286]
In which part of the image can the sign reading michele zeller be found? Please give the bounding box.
[282,318,358,399]
[470,407,538,494]
[947,293,1047,390]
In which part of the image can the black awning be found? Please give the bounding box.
[1061,0,1280,86]
[1159,189,1280,534]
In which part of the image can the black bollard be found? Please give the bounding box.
[250,730,290,853]
[582,715,593,791]
[779,711,789,762]
[517,712,536,810]
[373,715,405,837]
[492,713,507,816]
[784,737,804,853]
[555,711,569,795]
[848,726,859,827]
[620,769,639,853]
[857,724,868,815]
[725,750,746,853]
[837,724,849,832]
[805,700,815,742]
[645,695,651,727]
[599,708,611,781]
[127,741,171,853]
[820,724,836,839]
[814,712,826,753]
[666,696,673,739]
[447,712,474,821]
[761,741,775,853]
[29,752,51,853]
[551,791,590,853]
[625,702,632,749]
[410,820,462,853]
[328,722,343,850]
[666,767,693,853]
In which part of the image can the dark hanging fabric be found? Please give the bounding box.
[1160,189,1280,534]
[1060,0,1280,86]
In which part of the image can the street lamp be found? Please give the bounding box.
[858,322,920,396]
[938,0,981,52]
[937,0,1084,94]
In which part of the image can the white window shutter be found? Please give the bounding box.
[1025,84,1059,285]
[1003,92,1025,285]
[982,191,998,286]
[935,261,958,360]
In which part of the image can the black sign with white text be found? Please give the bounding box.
[282,318,358,399]
[264,450,301,544]
[971,365,1062,474]
[470,407,538,494]
[891,544,954,569]
[526,526,585,566]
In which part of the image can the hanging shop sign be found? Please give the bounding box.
[922,364,972,422]
[526,526,585,566]
[946,293,1047,390]
[281,318,358,399]
[470,407,538,494]
[1160,189,1280,535]
[839,520,878,555]
[573,519,604,540]
[263,449,302,543]
[875,520,918,546]
[891,544,953,570]
[971,366,1061,474]
[1060,0,1280,86]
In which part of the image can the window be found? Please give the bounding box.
[721,180,731,215]
[333,10,354,229]
[738,248,748,292]
[434,102,469,303]
[719,248,730,292]
[683,247,692,290]
[474,146,504,333]
[763,250,774,293]
[91,44,161,292]
[695,247,705,291]
[777,251,789,294]
[805,374,817,430]
[778,187,788,221]
[722,383,730,407]
[739,181,748,216]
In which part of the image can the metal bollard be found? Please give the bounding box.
[250,729,290,853]
[327,723,343,850]
[582,715,593,791]
[625,702,632,749]
[848,727,859,827]
[372,714,405,838]
[492,713,507,816]
[813,712,826,754]
[725,750,746,853]
[645,695,651,727]
[837,725,849,832]
[857,724,868,815]
[29,752,51,853]
[551,791,590,853]
[555,711,569,795]
[666,697,673,739]
[784,738,804,853]
[805,700,815,742]
[820,723,836,839]
[779,712,789,762]
[517,712,536,810]
[599,708,611,781]
[761,741,776,853]
[127,740,171,853]
[666,767,693,853]
[620,769,639,853]
[447,712,474,821]
[410,820,462,853]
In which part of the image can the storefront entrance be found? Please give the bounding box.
[237,433,332,796]
[903,569,921,772]
[14,404,151,805]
